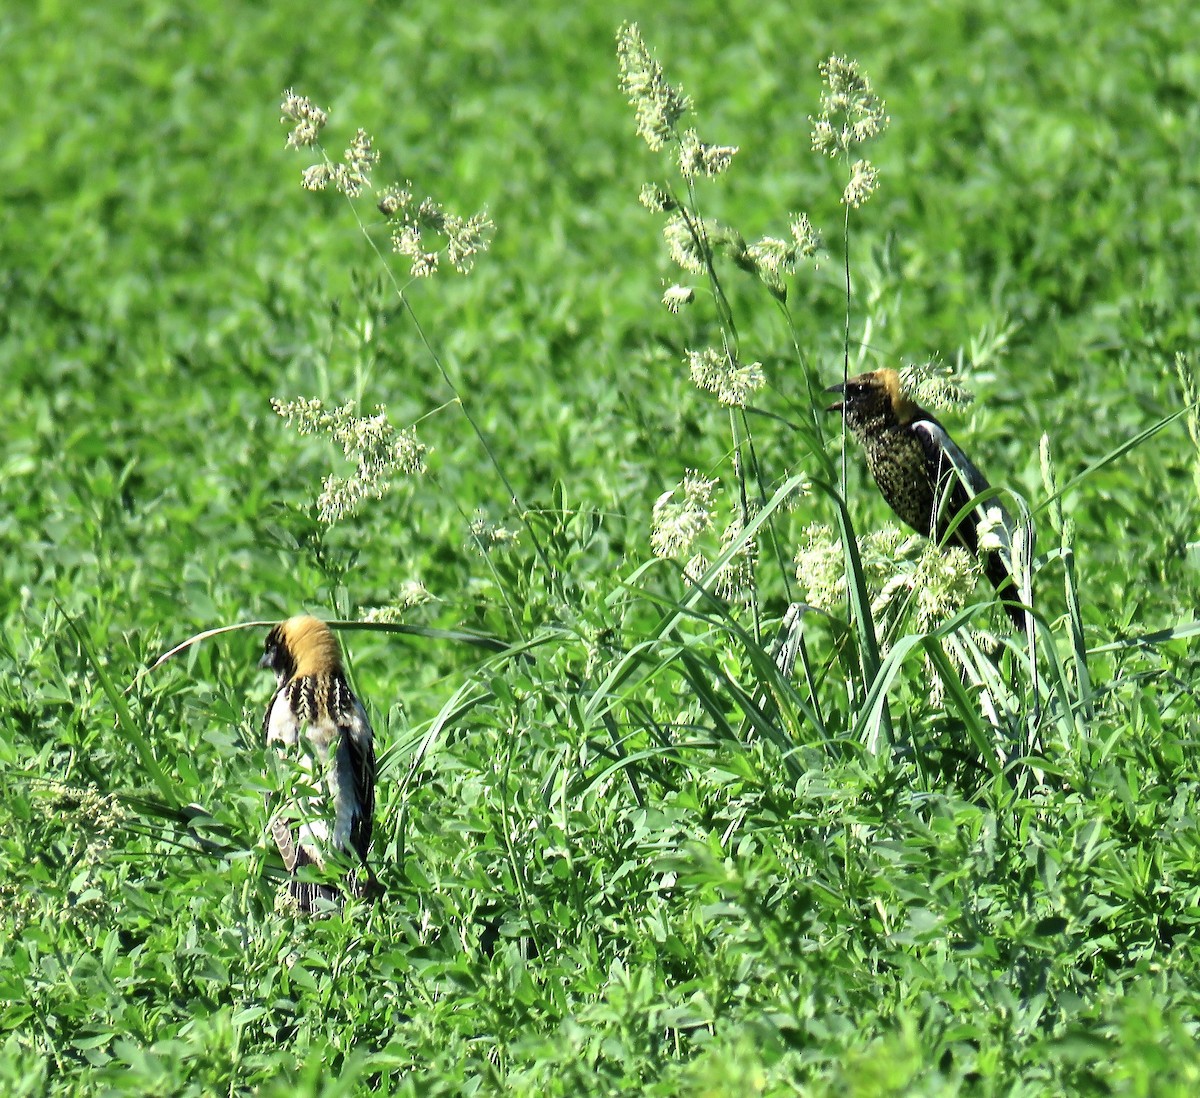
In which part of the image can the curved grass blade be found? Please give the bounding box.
[1087,619,1200,656]
[146,617,508,676]
[1036,406,1191,515]
[60,605,177,805]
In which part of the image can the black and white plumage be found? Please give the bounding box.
[259,615,376,912]
[827,368,1031,630]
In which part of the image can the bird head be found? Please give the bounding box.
[825,368,920,431]
[259,615,343,684]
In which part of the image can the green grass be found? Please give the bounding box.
[5,1,1200,1094]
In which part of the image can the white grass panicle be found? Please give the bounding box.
[271,398,427,524]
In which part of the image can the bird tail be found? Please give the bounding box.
[273,816,379,915]
[288,878,344,914]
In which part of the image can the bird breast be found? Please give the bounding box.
[861,425,938,537]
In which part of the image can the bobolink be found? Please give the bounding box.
[259,615,377,912]
[827,368,1030,629]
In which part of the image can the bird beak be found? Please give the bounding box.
[257,652,272,670]
[824,382,846,414]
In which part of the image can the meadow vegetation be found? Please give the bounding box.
[5,1,1200,1093]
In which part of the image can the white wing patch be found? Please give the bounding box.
[913,419,990,497]
[913,418,1034,632]
[268,688,336,867]
[916,417,1012,549]
[266,689,300,746]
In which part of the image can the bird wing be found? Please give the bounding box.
[914,419,1034,632]
[334,697,375,866]
[912,419,990,497]
[913,419,1001,553]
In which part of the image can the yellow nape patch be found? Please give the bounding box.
[280,615,342,677]
[874,368,920,425]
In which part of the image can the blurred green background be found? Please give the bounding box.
[5,0,1200,1093]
